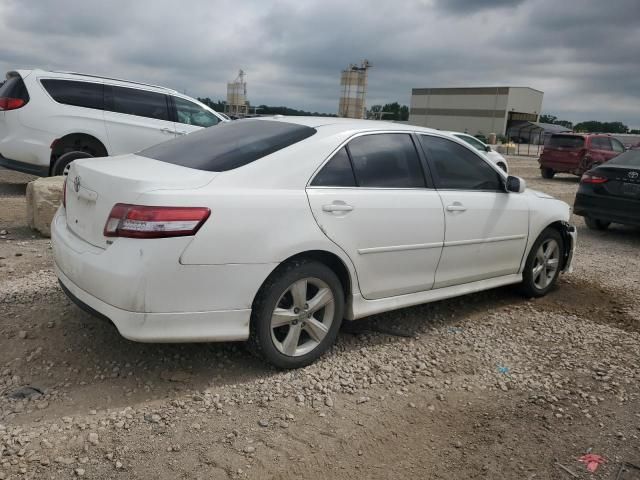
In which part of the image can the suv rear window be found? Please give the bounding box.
[140,119,316,171]
[41,79,103,110]
[0,75,29,102]
[547,135,584,149]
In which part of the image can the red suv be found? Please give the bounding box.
[539,133,625,179]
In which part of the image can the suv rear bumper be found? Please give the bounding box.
[0,154,49,176]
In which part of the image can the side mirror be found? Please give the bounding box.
[484,145,492,152]
[506,175,526,193]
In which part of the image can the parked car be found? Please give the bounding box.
[446,131,509,172]
[538,133,625,179]
[573,147,640,230]
[52,118,576,368]
[0,69,228,176]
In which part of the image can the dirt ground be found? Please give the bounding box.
[0,157,639,480]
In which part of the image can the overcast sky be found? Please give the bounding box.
[1,0,638,127]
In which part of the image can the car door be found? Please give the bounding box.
[172,96,222,136]
[103,84,176,155]
[418,134,529,288]
[589,136,615,165]
[306,133,445,300]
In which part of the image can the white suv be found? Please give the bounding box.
[0,69,228,176]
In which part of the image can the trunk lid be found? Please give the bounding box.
[64,154,217,248]
[594,165,640,200]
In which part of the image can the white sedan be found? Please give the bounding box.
[52,117,576,368]
[446,132,509,172]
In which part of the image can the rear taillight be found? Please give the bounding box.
[103,204,210,239]
[0,97,26,110]
[581,173,608,184]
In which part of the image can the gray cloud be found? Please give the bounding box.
[0,0,638,127]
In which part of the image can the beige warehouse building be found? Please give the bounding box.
[409,86,543,136]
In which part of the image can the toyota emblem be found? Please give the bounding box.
[628,171,639,179]
[73,176,81,193]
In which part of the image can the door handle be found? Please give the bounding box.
[322,203,354,213]
[160,128,173,134]
[446,204,467,212]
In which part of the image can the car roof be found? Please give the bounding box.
[18,68,178,94]
[255,115,444,135]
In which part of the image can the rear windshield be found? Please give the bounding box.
[547,135,584,149]
[139,119,316,171]
[607,149,640,167]
[0,75,29,101]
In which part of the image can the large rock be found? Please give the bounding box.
[26,176,64,237]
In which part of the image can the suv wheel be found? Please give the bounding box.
[248,260,344,369]
[541,167,555,179]
[521,228,563,298]
[52,151,93,176]
[584,217,610,231]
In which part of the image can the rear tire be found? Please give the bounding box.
[248,260,344,369]
[584,217,610,230]
[521,228,564,298]
[51,151,93,176]
[541,167,555,179]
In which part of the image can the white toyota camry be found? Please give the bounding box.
[52,117,576,368]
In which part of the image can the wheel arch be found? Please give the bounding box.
[50,132,108,172]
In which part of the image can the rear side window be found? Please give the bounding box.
[419,135,502,191]
[41,79,102,110]
[0,75,30,102]
[346,134,426,188]
[140,119,316,171]
[590,137,612,151]
[311,148,356,187]
[548,135,584,149]
[106,85,169,121]
[611,139,625,153]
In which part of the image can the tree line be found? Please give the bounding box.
[539,114,639,134]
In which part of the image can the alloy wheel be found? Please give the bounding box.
[270,277,335,357]
[531,238,560,290]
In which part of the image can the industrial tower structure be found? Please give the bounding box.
[338,60,372,119]
[226,70,249,117]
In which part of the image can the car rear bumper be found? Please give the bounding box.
[574,193,640,226]
[56,264,251,342]
[0,154,49,176]
[51,209,275,342]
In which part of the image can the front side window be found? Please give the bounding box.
[346,134,425,188]
[41,79,102,110]
[611,139,625,153]
[590,137,612,151]
[311,148,356,187]
[419,135,502,191]
[174,97,220,127]
[455,134,485,152]
[107,85,169,121]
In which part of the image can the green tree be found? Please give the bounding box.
[539,113,572,129]
[574,121,628,134]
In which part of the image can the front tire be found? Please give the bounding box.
[541,167,555,179]
[248,260,344,369]
[585,217,610,230]
[521,228,564,298]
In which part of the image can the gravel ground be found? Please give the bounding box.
[0,159,639,480]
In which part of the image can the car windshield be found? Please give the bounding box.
[607,148,640,167]
[547,135,584,149]
[139,119,316,171]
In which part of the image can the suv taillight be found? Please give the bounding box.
[104,204,210,238]
[0,97,26,110]
[581,173,608,184]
